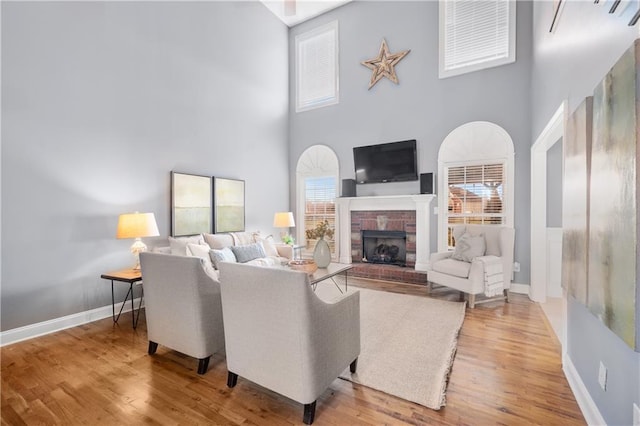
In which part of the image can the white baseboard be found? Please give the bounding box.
[563,353,607,426]
[509,282,530,295]
[0,297,143,347]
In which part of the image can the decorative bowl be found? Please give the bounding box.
[288,259,318,275]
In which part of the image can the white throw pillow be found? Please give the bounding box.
[168,235,207,256]
[255,234,279,257]
[452,233,486,262]
[186,243,214,269]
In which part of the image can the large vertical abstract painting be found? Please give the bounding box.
[171,172,213,237]
[214,178,245,233]
[588,41,638,351]
[562,97,592,306]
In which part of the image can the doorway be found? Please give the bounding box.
[531,102,567,350]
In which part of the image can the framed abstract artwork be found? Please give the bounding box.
[214,177,245,233]
[171,172,213,236]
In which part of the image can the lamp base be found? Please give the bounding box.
[131,238,147,270]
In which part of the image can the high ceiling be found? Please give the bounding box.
[260,0,352,27]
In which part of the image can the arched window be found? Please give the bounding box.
[296,145,339,257]
[437,121,515,251]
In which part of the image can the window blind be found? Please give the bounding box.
[441,0,514,77]
[446,163,505,247]
[304,176,336,253]
[296,22,338,112]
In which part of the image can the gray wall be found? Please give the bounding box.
[1,1,289,331]
[532,2,640,425]
[546,137,562,228]
[288,0,533,285]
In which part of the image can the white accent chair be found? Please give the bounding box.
[427,225,515,308]
[139,252,225,374]
[218,262,360,425]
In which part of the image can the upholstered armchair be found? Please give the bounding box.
[139,252,225,374]
[218,262,360,425]
[427,225,515,308]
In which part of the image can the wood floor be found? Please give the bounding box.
[1,279,585,425]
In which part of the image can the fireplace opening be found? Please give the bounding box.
[361,230,407,266]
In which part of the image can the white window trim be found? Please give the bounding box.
[438,0,517,79]
[295,21,339,113]
[437,121,515,252]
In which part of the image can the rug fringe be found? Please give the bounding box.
[437,304,467,408]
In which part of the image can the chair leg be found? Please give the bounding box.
[350,358,358,373]
[303,401,316,425]
[148,341,158,355]
[227,371,238,388]
[468,294,476,309]
[197,356,210,375]
[459,291,465,302]
[504,289,511,303]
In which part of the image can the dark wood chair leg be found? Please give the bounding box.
[303,401,316,425]
[197,356,210,375]
[148,341,158,355]
[227,371,238,388]
[350,358,358,373]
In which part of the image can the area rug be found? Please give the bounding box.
[315,284,466,410]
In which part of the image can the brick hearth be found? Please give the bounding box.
[349,210,427,285]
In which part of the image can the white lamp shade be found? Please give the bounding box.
[117,212,160,239]
[273,212,295,228]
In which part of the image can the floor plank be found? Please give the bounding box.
[1,278,585,425]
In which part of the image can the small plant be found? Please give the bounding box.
[305,220,334,240]
[282,234,295,245]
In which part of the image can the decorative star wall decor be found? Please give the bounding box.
[361,39,410,90]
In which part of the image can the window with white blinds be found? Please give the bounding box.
[304,176,337,255]
[295,21,339,112]
[439,0,516,79]
[446,163,505,247]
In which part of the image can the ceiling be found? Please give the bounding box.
[260,0,352,27]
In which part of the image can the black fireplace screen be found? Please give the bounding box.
[361,230,407,266]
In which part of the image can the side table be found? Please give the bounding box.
[100,269,143,329]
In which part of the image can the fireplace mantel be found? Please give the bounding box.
[336,194,436,271]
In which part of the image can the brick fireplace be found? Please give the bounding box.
[335,194,436,285]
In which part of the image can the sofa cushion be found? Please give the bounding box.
[203,233,234,250]
[231,242,266,263]
[168,235,207,256]
[211,247,237,269]
[247,256,281,267]
[186,243,214,269]
[451,233,486,262]
[432,258,472,278]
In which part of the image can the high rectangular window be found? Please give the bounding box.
[295,21,339,112]
[439,0,516,78]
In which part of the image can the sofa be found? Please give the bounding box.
[153,231,293,280]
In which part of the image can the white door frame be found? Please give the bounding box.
[530,102,566,303]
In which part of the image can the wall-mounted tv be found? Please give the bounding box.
[353,139,418,184]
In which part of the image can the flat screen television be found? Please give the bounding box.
[353,139,418,184]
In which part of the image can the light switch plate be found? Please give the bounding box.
[598,361,607,391]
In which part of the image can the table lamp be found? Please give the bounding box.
[273,212,295,244]
[117,212,160,270]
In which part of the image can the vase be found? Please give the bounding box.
[313,237,331,268]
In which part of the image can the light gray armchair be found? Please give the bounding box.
[427,225,515,308]
[218,262,360,425]
[139,252,225,374]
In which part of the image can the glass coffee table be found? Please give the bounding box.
[308,263,352,293]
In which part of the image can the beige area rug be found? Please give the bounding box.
[315,283,466,410]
